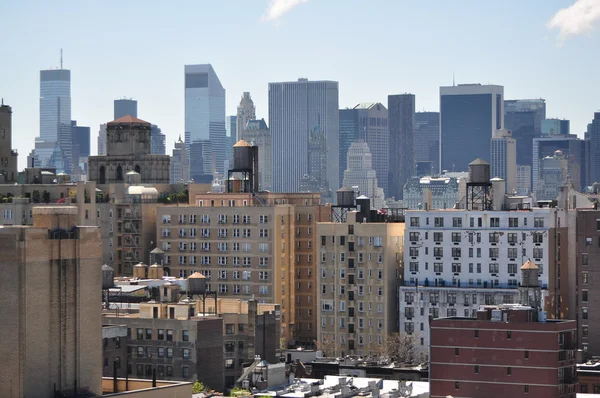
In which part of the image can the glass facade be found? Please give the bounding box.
[184,64,226,179]
[114,99,138,120]
[415,112,440,174]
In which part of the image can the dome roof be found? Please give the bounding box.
[521,260,538,270]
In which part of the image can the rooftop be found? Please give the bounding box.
[107,115,151,126]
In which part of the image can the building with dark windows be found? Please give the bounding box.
[269,78,339,193]
[504,99,545,178]
[430,306,577,398]
[151,124,166,155]
[87,115,170,184]
[440,84,504,172]
[589,112,600,185]
[414,112,439,175]
[114,98,138,120]
[339,103,388,195]
[542,118,570,136]
[532,136,587,193]
[185,64,226,178]
[0,101,18,183]
[388,94,415,200]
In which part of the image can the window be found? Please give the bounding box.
[452,217,462,227]
[583,307,589,319]
[507,233,517,244]
[489,263,499,273]
[489,232,499,243]
[534,217,544,227]
[167,329,173,341]
[507,331,512,339]
[410,217,419,227]
[409,262,419,272]
[533,248,543,259]
[489,248,499,258]
[508,263,517,274]
[508,248,517,259]
[136,328,143,340]
[474,330,479,338]
[434,217,444,227]
[260,215,268,224]
[533,232,544,243]
[409,247,419,257]
[507,367,512,375]
[509,217,518,227]
[524,385,529,393]
[452,248,461,258]
[433,232,443,243]
[583,326,589,337]
[451,232,461,243]
[474,365,479,374]
[451,263,461,273]
[490,217,500,227]
[182,366,189,378]
[409,232,420,242]
[145,328,152,340]
[434,263,443,273]
[182,348,190,360]
[434,247,443,257]
[583,290,589,302]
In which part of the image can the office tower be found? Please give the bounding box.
[36,68,72,173]
[170,135,190,183]
[88,116,170,184]
[97,124,107,155]
[269,78,339,193]
[504,99,546,173]
[536,150,569,201]
[490,129,517,193]
[388,94,415,200]
[341,141,386,209]
[242,119,273,191]
[339,103,389,194]
[402,175,464,210]
[114,98,138,119]
[400,203,561,349]
[317,201,405,357]
[533,136,587,193]
[430,306,576,397]
[588,113,600,184]
[236,92,256,141]
[542,118,570,136]
[516,165,532,195]
[71,120,90,178]
[300,122,330,199]
[0,207,102,397]
[151,124,166,155]
[225,115,237,171]
[184,64,226,179]
[414,111,440,175]
[0,101,18,183]
[440,84,504,172]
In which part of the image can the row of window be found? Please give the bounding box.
[320,332,384,346]
[408,261,541,275]
[130,363,187,379]
[409,215,545,228]
[321,252,384,263]
[405,277,521,288]
[170,256,269,266]
[404,291,517,305]
[162,241,269,253]
[321,300,384,313]
[131,345,191,360]
[161,228,271,238]
[321,235,383,247]
[408,231,545,244]
[162,214,270,224]
[321,284,383,296]
[321,268,384,279]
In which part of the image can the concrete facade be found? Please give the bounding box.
[0,207,102,397]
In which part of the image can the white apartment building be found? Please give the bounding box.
[402,175,465,210]
[399,207,553,348]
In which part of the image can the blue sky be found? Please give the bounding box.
[1,0,599,170]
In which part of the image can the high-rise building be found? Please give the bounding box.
[185,64,226,179]
[440,84,504,172]
[269,78,339,193]
[542,118,570,136]
[388,94,415,200]
[114,98,138,119]
[533,136,587,193]
[97,123,107,155]
[36,69,72,173]
[402,175,464,210]
[71,120,90,158]
[414,111,439,175]
[0,207,102,397]
[225,115,237,171]
[339,103,389,194]
[516,165,532,196]
[236,92,256,141]
[170,135,190,183]
[151,124,166,155]
[317,204,405,357]
[242,119,272,191]
[490,129,517,193]
[430,306,577,398]
[588,112,600,184]
[0,101,18,183]
[504,99,546,177]
[301,122,330,200]
[536,150,569,201]
[341,141,385,209]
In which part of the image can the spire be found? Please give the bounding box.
[452,72,455,86]
[60,48,63,69]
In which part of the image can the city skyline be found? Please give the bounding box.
[2,0,600,170]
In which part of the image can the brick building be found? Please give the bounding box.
[430,305,577,398]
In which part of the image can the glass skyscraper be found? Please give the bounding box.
[184,64,226,181]
[440,84,504,173]
[114,99,138,120]
[269,78,339,193]
[36,69,72,173]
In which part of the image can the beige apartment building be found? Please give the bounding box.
[0,206,102,397]
[316,209,405,357]
[158,189,330,345]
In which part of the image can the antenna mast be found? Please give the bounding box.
[60,48,63,69]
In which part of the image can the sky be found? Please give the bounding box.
[2,0,600,170]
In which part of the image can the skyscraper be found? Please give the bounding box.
[589,112,600,184]
[36,68,72,173]
[504,99,545,182]
[342,141,385,209]
[0,101,18,183]
[490,129,517,193]
[71,120,90,178]
[150,124,166,155]
[388,94,415,200]
[185,64,226,179]
[114,98,138,119]
[440,84,504,172]
[532,135,587,192]
[339,103,388,195]
[225,115,237,171]
[542,118,570,136]
[170,135,190,184]
[414,111,440,175]
[242,119,272,191]
[97,124,107,155]
[269,78,339,193]
[236,92,256,141]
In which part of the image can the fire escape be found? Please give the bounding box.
[118,203,142,275]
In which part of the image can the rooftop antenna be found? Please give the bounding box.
[452,72,455,86]
[60,48,63,69]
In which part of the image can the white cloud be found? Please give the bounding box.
[548,0,600,43]
[261,0,308,22]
